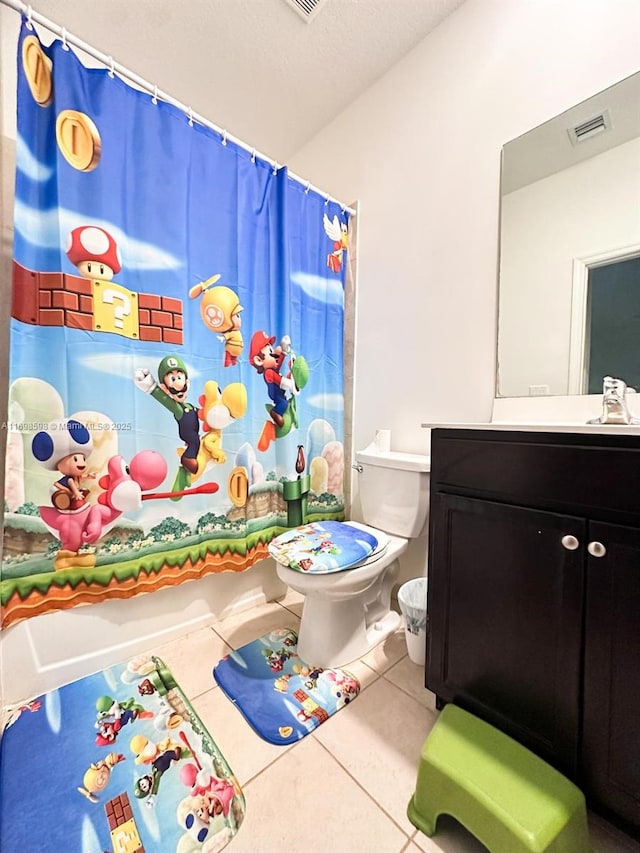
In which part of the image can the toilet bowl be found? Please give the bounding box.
[273,445,430,668]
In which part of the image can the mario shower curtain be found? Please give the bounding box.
[1,21,348,629]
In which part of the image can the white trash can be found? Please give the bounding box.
[397,577,428,666]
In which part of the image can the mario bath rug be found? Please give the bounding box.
[0,655,245,852]
[213,628,360,745]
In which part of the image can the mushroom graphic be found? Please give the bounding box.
[66,225,121,281]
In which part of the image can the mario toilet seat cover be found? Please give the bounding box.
[268,521,378,574]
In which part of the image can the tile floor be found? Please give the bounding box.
[152,589,640,853]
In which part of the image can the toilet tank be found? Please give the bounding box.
[355,446,430,538]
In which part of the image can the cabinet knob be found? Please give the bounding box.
[561,534,580,550]
[587,541,607,558]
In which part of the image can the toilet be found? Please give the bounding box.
[272,444,430,668]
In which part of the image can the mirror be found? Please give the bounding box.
[497,71,640,397]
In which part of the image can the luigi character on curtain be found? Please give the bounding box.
[135,355,200,492]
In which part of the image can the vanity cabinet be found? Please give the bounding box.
[426,428,640,834]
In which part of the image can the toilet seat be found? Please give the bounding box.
[269,520,386,575]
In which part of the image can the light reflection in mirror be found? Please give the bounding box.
[497,71,640,398]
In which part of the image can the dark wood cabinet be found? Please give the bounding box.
[582,520,640,831]
[426,428,640,835]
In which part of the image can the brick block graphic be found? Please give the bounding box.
[12,260,184,345]
[104,791,145,853]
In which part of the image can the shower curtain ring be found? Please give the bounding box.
[187,107,194,127]
[152,85,158,105]
[251,149,256,163]
[304,182,311,194]
[272,161,278,176]
[221,129,227,146]
[61,27,69,50]
[26,5,34,29]
[107,56,115,78]
[324,196,329,206]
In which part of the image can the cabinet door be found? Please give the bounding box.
[427,493,585,775]
[583,521,640,830]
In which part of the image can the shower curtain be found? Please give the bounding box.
[1,20,348,629]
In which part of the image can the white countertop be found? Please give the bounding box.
[421,422,640,435]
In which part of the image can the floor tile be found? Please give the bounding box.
[191,685,294,786]
[211,601,300,650]
[384,655,436,711]
[148,603,640,853]
[411,817,488,852]
[409,811,640,852]
[228,735,410,853]
[342,657,380,692]
[314,676,438,836]
[153,623,231,699]
[361,625,410,674]
[274,585,304,617]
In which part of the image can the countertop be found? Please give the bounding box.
[421,421,640,435]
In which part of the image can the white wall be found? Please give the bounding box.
[499,137,640,397]
[288,0,640,454]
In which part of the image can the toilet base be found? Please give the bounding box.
[296,593,402,669]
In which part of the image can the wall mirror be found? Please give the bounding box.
[497,71,640,398]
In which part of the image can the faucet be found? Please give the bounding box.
[588,376,640,425]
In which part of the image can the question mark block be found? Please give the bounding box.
[92,280,139,339]
[110,818,143,853]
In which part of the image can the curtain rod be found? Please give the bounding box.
[0,0,356,216]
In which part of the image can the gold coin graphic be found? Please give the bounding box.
[22,36,53,106]
[227,466,249,508]
[56,110,102,171]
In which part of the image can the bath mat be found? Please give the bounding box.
[0,655,245,852]
[268,520,378,574]
[213,628,360,744]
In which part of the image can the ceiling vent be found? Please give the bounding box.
[282,0,328,23]
[567,109,612,145]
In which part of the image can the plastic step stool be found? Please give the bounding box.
[407,704,590,852]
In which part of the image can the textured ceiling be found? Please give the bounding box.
[16,0,467,162]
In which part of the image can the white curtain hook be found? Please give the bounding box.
[152,84,158,105]
[61,27,69,50]
[272,161,278,176]
[221,129,227,146]
[107,56,115,78]
[324,196,330,206]
[187,106,194,127]
[26,5,34,29]
[251,149,256,163]
[341,205,347,214]
[304,182,311,194]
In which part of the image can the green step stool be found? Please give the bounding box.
[407,704,590,852]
